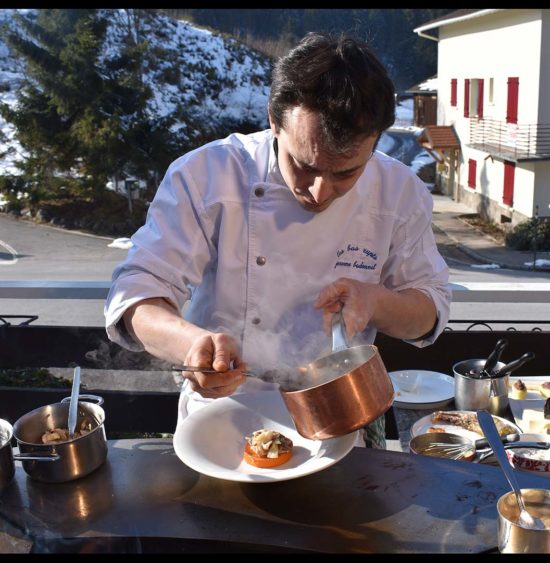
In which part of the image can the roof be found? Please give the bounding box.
[406,76,438,95]
[418,126,461,150]
[414,9,502,34]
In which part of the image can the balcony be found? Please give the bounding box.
[469,118,550,162]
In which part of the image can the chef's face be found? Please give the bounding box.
[269,106,378,213]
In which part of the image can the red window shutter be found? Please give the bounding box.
[477,79,484,119]
[468,158,477,188]
[451,78,457,106]
[503,160,515,206]
[506,77,519,124]
[464,79,470,117]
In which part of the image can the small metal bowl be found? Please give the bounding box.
[497,488,550,553]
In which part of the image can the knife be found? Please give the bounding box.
[68,366,81,438]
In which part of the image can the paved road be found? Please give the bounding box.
[0,213,128,280]
[1,212,550,328]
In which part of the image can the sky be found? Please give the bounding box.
[0,9,434,213]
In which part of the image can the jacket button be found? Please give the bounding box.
[256,256,266,266]
[254,187,265,197]
[252,317,261,325]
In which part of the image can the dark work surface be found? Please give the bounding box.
[2,439,549,554]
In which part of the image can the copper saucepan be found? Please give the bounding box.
[275,313,395,440]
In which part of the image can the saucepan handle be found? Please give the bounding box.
[13,452,60,462]
[332,310,349,353]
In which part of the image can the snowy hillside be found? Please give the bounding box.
[0,9,272,175]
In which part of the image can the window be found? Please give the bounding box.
[503,160,515,206]
[468,79,484,119]
[468,159,477,188]
[451,78,457,107]
[506,77,519,124]
[488,78,494,105]
[464,79,470,118]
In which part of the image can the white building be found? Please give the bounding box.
[414,9,550,227]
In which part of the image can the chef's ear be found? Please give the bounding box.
[268,108,278,135]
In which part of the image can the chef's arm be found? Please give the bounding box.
[123,297,209,365]
[314,279,437,341]
[122,297,247,398]
[368,286,437,340]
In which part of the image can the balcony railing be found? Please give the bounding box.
[469,118,550,161]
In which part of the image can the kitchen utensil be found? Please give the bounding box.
[497,489,550,553]
[331,310,349,353]
[278,314,394,440]
[172,365,257,378]
[492,352,535,378]
[68,366,81,438]
[409,431,549,462]
[453,359,508,416]
[477,410,546,531]
[1,418,60,490]
[481,338,508,377]
[12,395,107,483]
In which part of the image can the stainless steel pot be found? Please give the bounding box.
[12,394,107,483]
[453,359,508,416]
[497,489,550,552]
[1,418,59,490]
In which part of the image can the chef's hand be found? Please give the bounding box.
[314,277,382,339]
[182,332,247,399]
[314,277,438,341]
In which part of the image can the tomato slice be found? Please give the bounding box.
[243,442,293,468]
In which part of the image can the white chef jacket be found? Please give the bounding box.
[105,129,451,418]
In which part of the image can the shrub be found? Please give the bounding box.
[505,217,550,251]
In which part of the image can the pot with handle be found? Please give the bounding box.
[453,358,508,416]
[278,312,395,440]
[12,394,107,483]
[1,418,59,490]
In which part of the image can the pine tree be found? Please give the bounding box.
[0,9,177,213]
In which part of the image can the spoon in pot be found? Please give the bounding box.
[481,338,508,378]
[477,410,546,530]
[492,351,535,378]
[68,366,81,439]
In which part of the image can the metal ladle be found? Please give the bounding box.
[68,366,81,439]
[477,410,546,531]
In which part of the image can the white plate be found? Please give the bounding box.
[173,391,359,483]
[508,376,550,432]
[410,410,522,442]
[389,370,454,409]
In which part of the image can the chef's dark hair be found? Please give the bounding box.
[268,31,395,151]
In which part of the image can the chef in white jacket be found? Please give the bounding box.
[105,32,451,448]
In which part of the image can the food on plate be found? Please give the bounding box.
[541,382,550,399]
[431,411,517,437]
[545,397,550,420]
[41,418,94,444]
[243,428,293,468]
[511,379,527,400]
[521,408,550,434]
[427,426,446,433]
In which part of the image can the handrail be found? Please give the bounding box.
[469,118,550,160]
